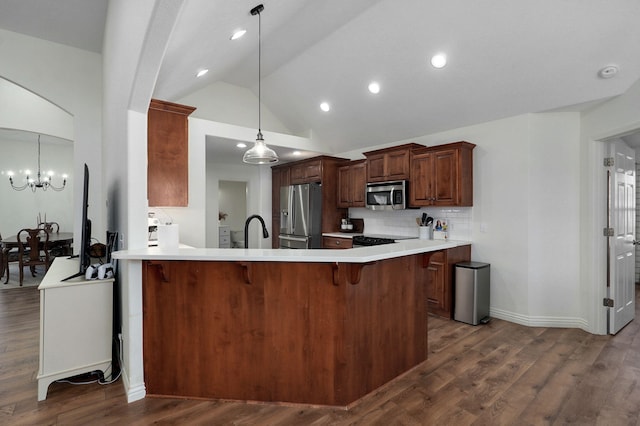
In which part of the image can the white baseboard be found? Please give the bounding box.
[122,366,146,403]
[490,307,590,331]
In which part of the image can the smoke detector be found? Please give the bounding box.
[598,65,619,79]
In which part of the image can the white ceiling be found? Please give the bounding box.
[3,0,640,161]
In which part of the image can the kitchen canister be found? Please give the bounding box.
[419,226,430,240]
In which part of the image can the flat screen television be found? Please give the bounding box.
[62,163,91,281]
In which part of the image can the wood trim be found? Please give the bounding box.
[362,142,425,157]
[149,99,197,116]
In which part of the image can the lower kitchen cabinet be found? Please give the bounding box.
[322,236,353,249]
[425,244,471,318]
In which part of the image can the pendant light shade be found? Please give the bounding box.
[243,130,279,164]
[243,3,278,165]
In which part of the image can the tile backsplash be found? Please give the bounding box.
[348,207,472,241]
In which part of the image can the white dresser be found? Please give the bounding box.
[219,225,231,248]
[37,257,114,401]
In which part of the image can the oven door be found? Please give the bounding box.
[365,181,407,210]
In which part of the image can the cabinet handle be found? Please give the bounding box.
[335,240,341,245]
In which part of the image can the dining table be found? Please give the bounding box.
[1,232,73,284]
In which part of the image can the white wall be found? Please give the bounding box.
[218,181,248,233]
[0,138,74,237]
[206,162,269,249]
[338,112,584,327]
[0,77,74,139]
[102,0,187,403]
[178,81,291,134]
[0,29,103,245]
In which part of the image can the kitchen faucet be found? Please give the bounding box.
[244,214,269,248]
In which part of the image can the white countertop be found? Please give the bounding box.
[112,239,470,264]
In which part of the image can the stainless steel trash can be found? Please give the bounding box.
[454,261,490,325]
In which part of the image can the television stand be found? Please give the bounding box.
[37,257,114,401]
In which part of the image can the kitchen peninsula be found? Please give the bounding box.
[113,239,470,407]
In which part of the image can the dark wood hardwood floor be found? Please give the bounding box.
[1,284,639,425]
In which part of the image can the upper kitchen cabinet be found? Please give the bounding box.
[409,141,475,207]
[363,143,424,182]
[337,160,366,208]
[290,158,322,184]
[147,99,196,207]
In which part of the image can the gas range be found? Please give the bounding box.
[352,234,417,247]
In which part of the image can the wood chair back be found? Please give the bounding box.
[38,221,60,234]
[17,228,51,285]
[1,232,22,284]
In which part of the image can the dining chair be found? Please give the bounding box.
[38,221,60,234]
[17,228,52,286]
[0,232,21,284]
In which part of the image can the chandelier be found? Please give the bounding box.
[8,135,67,192]
[242,3,279,164]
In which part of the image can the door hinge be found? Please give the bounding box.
[604,157,614,167]
[603,227,614,237]
[603,298,614,307]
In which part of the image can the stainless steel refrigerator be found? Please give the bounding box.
[279,183,322,249]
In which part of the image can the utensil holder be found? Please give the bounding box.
[419,226,431,240]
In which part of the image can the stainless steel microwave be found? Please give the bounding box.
[365,180,407,210]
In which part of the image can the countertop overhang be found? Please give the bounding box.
[112,239,470,263]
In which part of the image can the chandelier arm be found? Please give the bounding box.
[7,134,67,192]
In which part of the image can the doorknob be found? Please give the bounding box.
[633,240,640,246]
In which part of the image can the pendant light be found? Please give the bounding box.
[243,3,279,164]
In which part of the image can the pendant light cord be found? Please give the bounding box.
[257,8,262,136]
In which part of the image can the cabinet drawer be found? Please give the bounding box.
[322,236,353,249]
[219,235,230,245]
[219,227,230,236]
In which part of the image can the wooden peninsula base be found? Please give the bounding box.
[142,254,435,407]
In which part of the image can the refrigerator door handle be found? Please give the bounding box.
[290,186,296,231]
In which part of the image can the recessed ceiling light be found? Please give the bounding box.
[320,102,331,112]
[236,142,247,148]
[430,54,447,69]
[292,151,301,156]
[230,29,247,40]
[368,82,381,94]
[196,69,209,77]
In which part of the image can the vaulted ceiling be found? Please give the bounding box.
[2,0,640,156]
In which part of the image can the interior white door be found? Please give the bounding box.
[609,139,636,334]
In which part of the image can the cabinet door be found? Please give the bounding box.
[291,161,321,184]
[426,251,447,316]
[432,149,458,205]
[409,152,433,206]
[304,161,322,182]
[350,161,367,207]
[366,154,386,182]
[290,164,305,184]
[386,149,410,180]
[337,165,351,208]
[147,100,196,206]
